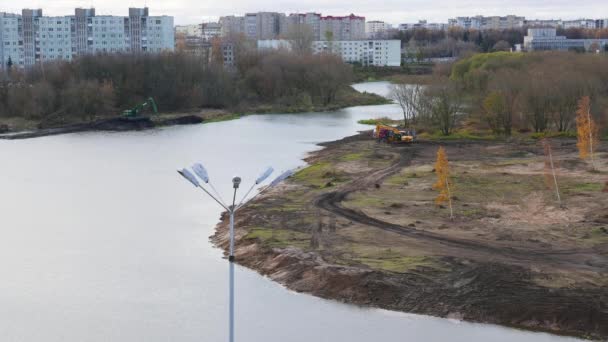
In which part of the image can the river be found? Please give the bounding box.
[0,82,580,341]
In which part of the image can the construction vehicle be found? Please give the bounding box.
[122,97,158,119]
[374,124,416,144]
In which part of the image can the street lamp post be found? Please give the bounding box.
[177,164,293,342]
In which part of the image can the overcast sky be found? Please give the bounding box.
[3,0,608,25]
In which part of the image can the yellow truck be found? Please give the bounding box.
[374,124,416,143]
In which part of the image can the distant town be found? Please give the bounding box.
[2,8,608,70]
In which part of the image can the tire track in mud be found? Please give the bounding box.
[314,143,608,273]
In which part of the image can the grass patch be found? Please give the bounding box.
[418,129,498,141]
[351,248,445,273]
[452,173,545,203]
[344,192,386,207]
[358,117,401,126]
[563,182,604,194]
[530,131,577,140]
[384,171,424,186]
[204,113,242,123]
[244,227,310,249]
[293,162,349,188]
[339,152,366,162]
[582,227,608,245]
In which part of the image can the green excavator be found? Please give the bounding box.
[122,97,158,119]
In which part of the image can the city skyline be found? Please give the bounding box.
[2,0,608,26]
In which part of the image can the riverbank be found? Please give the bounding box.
[0,86,388,140]
[212,132,608,340]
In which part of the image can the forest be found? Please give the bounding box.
[390,51,608,137]
[0,51,355,128]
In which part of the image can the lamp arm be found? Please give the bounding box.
[197,185,229,211]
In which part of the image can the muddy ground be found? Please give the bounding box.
[213,132,608,340]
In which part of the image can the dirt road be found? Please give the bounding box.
[315,141,608,273]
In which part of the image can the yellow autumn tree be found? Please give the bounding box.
[433,146,454,219]
[575,96,600,169]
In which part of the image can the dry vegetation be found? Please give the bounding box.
[0,51,386,130]
[214,133,608,339]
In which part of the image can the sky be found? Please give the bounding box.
[2,0,608,25]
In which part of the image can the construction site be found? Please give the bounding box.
[213,131,608,340]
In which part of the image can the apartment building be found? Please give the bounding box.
[219,16,244,37]
[201,22,221,41]
[597,19,608,29]
[448,15,525,30]
[313,39,400,66]
[0,7,174,69]
[320,14,365,40]
[256,38,399,66]
[0,12,23,68]
[524,19,561,28]
[523,27,608,51]
[175,24,200,37]
[562,19,597,29]
[284,13,322,40]
[365,20,392,38]
[398,20,446,31]
[219,12,284,40]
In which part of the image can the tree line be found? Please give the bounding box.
[390,51,608,137]
[0,50,353,127]
[394,27,608,60]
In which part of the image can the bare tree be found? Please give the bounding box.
[285,23,314,54]
[423,81,462,135]
[389,83,422,127]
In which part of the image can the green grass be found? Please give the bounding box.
[418,129,498,141]
[563,182,604,194]
[339,152,366,162]
[203,113,242,123]
[384,171,423,186]
[583,227,608,245]
[357,117,401,126]
[344,192,386,207]
[530,131,577,140]
[293,162,350,188]
[244,227,311,249]
[350,248,445,273]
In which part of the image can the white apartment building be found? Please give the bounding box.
[145,16,174,53]
[175,24,200,37]
[37,16,72,61]
[1,12,23,68]
[562,19,597,29]
[448,15,525,30]
[596,19,608,29]
[90,16,129,54]
[201,22,221,41]
[257,39,293,50]
[398,20,447,31]
[524,19,561,28]
[366,20,392,38]
[523,27,608,51]
[0,7,174,69]
[312,39,400,66]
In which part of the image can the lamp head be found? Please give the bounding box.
[232,176,242,189]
